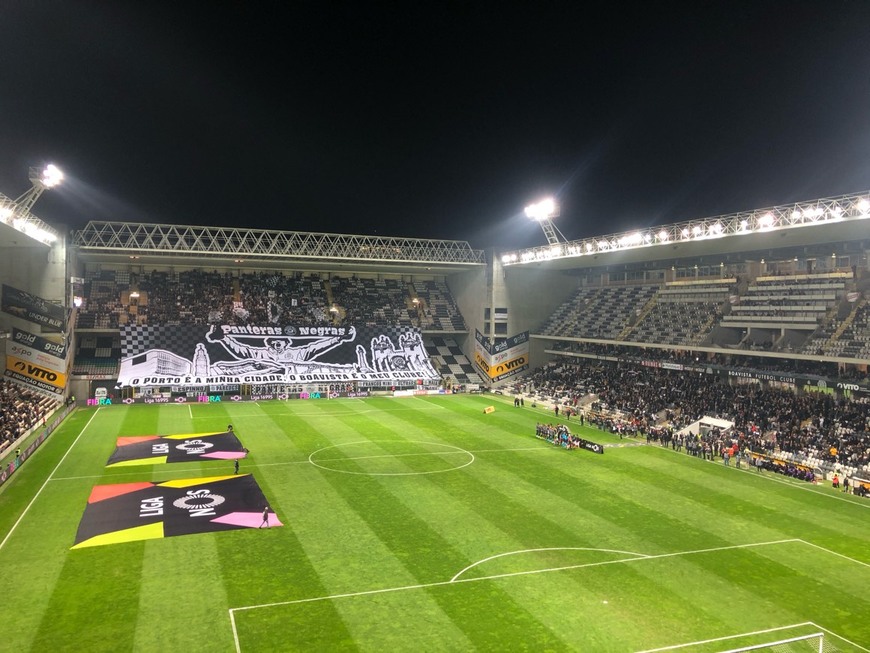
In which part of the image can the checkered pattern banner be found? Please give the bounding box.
[119,324,439,387]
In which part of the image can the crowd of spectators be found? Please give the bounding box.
[76,269,465,331]
[512,360,870,479]
[0,380,57,452]
[549,341,868,381]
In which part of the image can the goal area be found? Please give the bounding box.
[636,624,860,653]
[718,631,826,653]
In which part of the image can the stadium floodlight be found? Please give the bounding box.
[524,198,558,221]
[38,164,64,188]
[524,197,566,246]
[0,163,64,245]
[18,164,64,212]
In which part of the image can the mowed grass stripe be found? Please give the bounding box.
[128,407,234,652]
[0,409,113,652]
[612,449,870,556]
[258,400,577,648]
[465,438,744,555]
[26,407,156,653]
[262,398,788,648]
[579,453,822,547]
[254,465,473,650]
[190,403,362,648]
[5,398,870,652]
[664,544,870,648]
[278,455,570,650]
[631,443,870,524]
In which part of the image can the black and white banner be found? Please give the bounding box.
[118,324,440,388]
[1,284,67,332]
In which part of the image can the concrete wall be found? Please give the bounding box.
[446,264,488,362]
[0,229,68,338]
[447,257,583,378]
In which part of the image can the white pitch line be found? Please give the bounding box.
[654,444,870,510]
[447,538,801,586]
[809,621,870,653]
[0,408,101,552]
[50,464,248,481]
[219,406,453,419]
[311,446,549,464]
[188,404,193,419]
[797,539,870,569]
[230,609,241,653]
[229,538,798,614]
[315,450,472,463]
[48,446,555,481]
[451,546,650,583]
[634,622,816,653]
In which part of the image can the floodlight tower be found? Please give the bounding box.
[15,164,64,217]
[525,197,566,245]
[0,164,63,244]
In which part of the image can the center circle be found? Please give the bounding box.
[308,440,475,476]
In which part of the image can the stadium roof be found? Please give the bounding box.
[72,221,486,274]
[501,191,870,270]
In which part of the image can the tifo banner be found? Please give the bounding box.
[118,324,439,388]
[474,329,529,382]
[7,327,68,373]
[1,284,66,332]
[72,474,282,549]
[4,354,66,397]
[106,431,247,467]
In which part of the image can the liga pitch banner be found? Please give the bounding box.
[72,474,282,549]
[106,431,247,467]
[118,323,440,388]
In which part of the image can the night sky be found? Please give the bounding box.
[1,1,868,252]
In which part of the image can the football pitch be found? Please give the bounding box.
[1,394,868,652]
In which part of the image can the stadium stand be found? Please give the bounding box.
[538,285,658,339]
[72,268,475,384]
[331,276,416,327]
[413,280,468,331]
[624,280,732,346]
[75,270,468,333]
[425,336,484,386]
[508,359,870,480]
[0,379,58,453]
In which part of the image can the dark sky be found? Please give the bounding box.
[1,1,869,252]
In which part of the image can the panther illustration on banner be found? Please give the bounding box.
[118,323,438,387]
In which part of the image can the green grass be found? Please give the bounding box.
[1,394,868,652]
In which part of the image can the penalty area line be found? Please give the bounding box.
[633,622,817,653]
[229,538,798,614]
[228,538,801,652]
[809,622,870,653]
[796,539,870,570]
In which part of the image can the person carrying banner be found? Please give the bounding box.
[259,505,270,528]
